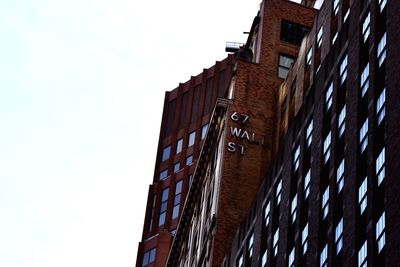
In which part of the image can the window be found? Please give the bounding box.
[289,247,295,267]
[323,132,332,163]
[325,82,333,111]
[332,31,338,45]
[322,187,329,219]
[276,179,282,205]
[359,177,367,214]
[338,105,346,137]
[264,201,271,226]
[379,0,387,12]
[320,244,328,267]
[340,54,348,85]
[248,233,254,258]
[333,0,340,15]
[360,63,369,97]
[148,195,156,232]
[306,47,313,66]
[362,13,370,42]
[359,119,368,154]
[293,145,300,171]
[159,169,168,180]
[304,169,311,199]
[376,212,386,253]
[173,162,180,173]
[237,253,244,267]
[306,120,313,147]
[176,138,183,154]
[317,26,323,47]
[335,218,344,254]
[158,187,169,226]
[376,89,386,125]
[161,145,171,162]
[337,159,345,193]
[188,131,196,147]
[358,241,367,267]
[377,33,387,67]
[344,8,350,22]
[201,124,208,140]
[273,228,279,256]
[186,155,193,165]
[278,54,295,79]
[262,250,268,267]
[291,194,297,223]
[172,180,182,219]
[376,148,385,186]
[280,20,310,45]
[302,223,309,255]
[142,248,156,266]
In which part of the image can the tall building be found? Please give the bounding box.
[137,0,400,266]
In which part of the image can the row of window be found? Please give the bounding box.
[161,124,208,162]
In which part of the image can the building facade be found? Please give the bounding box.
[136,57,234,266]
[222,0,400,266]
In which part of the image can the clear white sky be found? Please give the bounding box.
[0,0,266,266]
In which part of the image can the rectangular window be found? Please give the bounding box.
[293,145,300,171]
[333,0,340,15]
[359,119,368,154]
[172,180,182,219]
[186,155,193,165]
[289,247,295,267]
[291,194,297,223]
[278,54,295,79]
[304,169,311,199]
[340,54,348,85]
[376,89,386,125]
[262,250,268,267]
[317,26,323,47]
[307,47,313,66]
[358,241,367,267]
[323,132,332,163]
[376,212,386,253]
[322,187,329,219]
[248,233,254,258]
[264,201,271,226]
[188,131,196,147]
[273,228,279,256]
[359,177,368,214]
[344,8,350,22]
[379,0,387,12]
[306,120,313,147]
[176,138,183,154]
[338,105,346,137]
[276,180,282,205]
[161,145,171,162]
[280,20,310,45]
[332,31,338,45]
[159,169,168,180]
[158,187,169,226]
[325,82,333,111]
[362,13,371,42]
[173,162,180,173]
[302,223,309,255]
[360,63,369,97]
[237,253,243,267]
[376,148,385,186]
[320,244,328,267]
[337,159,345,193]
[377,33,387,67]
[201,124,208,140]
[142,248,156,266]
[335,218,344,254]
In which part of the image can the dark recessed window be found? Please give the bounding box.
[280,20,310,46]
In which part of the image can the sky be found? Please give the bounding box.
[0,0,263,266]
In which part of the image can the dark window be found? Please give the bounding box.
[165,99,176,136]
[204,78,214,114]
[191,85,201,123]
[218,70,227,97]
[280,20,310,45]
[179,92,188,128]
